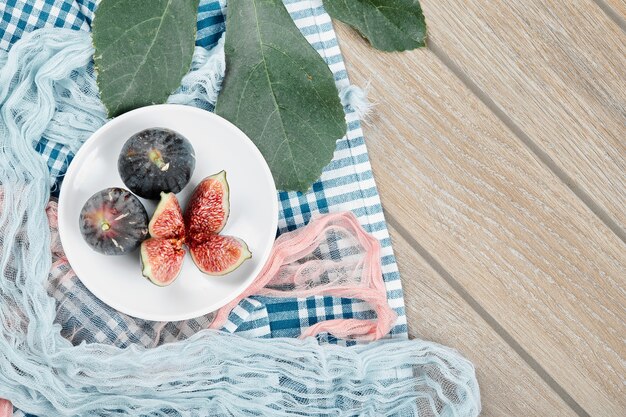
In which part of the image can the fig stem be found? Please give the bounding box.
[148,149,167,169]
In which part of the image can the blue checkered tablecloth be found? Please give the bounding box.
[1,3,408,413]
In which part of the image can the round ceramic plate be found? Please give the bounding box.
[58,104,277,322]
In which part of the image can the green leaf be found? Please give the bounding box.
[92,0,199,117]
[324,0,427,51]
[216,0,347,192]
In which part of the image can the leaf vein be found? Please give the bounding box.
[113,0,175,113]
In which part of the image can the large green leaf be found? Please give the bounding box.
[324,0,427,51]
[216,0,347,192]
[92,0,199,117]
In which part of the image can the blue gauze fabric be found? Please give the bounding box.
[0,28,480,416]
[0,2,481,417]
[2,0,408,348]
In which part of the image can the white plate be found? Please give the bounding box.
[58,104,277,322]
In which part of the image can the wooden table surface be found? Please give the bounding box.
[334,2,625,416]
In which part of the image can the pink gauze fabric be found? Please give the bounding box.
[0,399,12,417]
[44,202,396,341]
[0,209,397,411]
[209,211,398,341]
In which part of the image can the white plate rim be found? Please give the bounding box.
[57,104,278,322]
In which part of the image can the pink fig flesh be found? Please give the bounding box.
[185,170,230,244]
[140,238,186,286]
[149,192,185,239]
[188,234,251,276]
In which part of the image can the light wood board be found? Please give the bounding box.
[605,0,626,19]
[388,224,577,416]
[420,0,626,236]
[335,12,626,416]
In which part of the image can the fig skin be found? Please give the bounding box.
[79,188,148,255]
[118,128,195,200]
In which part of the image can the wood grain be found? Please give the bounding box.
[605,0,626,18]
[388,224,577,417]
[335,23,626,416]
[420,0,626,234]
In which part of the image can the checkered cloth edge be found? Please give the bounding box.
[1,0,408,379]
[3,1,408,415]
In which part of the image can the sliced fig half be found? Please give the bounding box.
[149,192,185,239]
[188,234,251,276]
[185,170,230,243]
[79,188,148,255]
[140,238,186,286]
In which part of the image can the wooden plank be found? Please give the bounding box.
[388,224,577,416]
[605,0,626,18]
[420,0,626,234]
[335,23,626,416]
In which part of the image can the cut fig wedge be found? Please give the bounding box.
[188,234,251,276]
[141,238,186,287]
[149,192,185,239]
[142,193,186,286]
[185,170,230,243]
[141,170,250,283]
